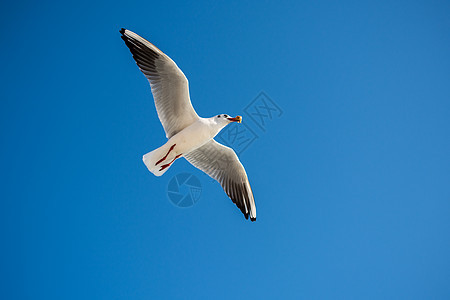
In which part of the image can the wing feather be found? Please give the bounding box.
[184,140,257,221]
[120,28,199,138]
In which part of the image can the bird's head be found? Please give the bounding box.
[215,114,242,125]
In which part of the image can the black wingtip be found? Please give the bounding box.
[250,217,256,222]
[119,28,126,35]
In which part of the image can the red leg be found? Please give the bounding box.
[155,144,176,166]
[159,154,182,172]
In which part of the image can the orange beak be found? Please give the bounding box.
[227,115,242,123]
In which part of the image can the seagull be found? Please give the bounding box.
[120,28,256,221]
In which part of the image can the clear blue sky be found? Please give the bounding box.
[1,0,450,299]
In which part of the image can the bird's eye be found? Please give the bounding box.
[224,114,228,117]
[217,115,220,118]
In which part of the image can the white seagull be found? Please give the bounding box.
[120,29,256,221]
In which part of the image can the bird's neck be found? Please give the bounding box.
[203,118,228,138]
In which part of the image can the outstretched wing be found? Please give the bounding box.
[120,28,199,138]
[184,140,256,221]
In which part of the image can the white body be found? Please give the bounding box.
[143,118,225,176]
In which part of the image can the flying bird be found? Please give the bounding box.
[120,28,256,221]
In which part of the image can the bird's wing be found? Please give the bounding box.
[120,29,199,138]
[184,140,256,221]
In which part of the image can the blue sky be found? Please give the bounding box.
[1,0,450,299]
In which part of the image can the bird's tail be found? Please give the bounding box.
[142,143,177,176]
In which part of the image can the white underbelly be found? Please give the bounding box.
[168,123,212,155]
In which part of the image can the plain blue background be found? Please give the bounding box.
[1,0,449,299]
